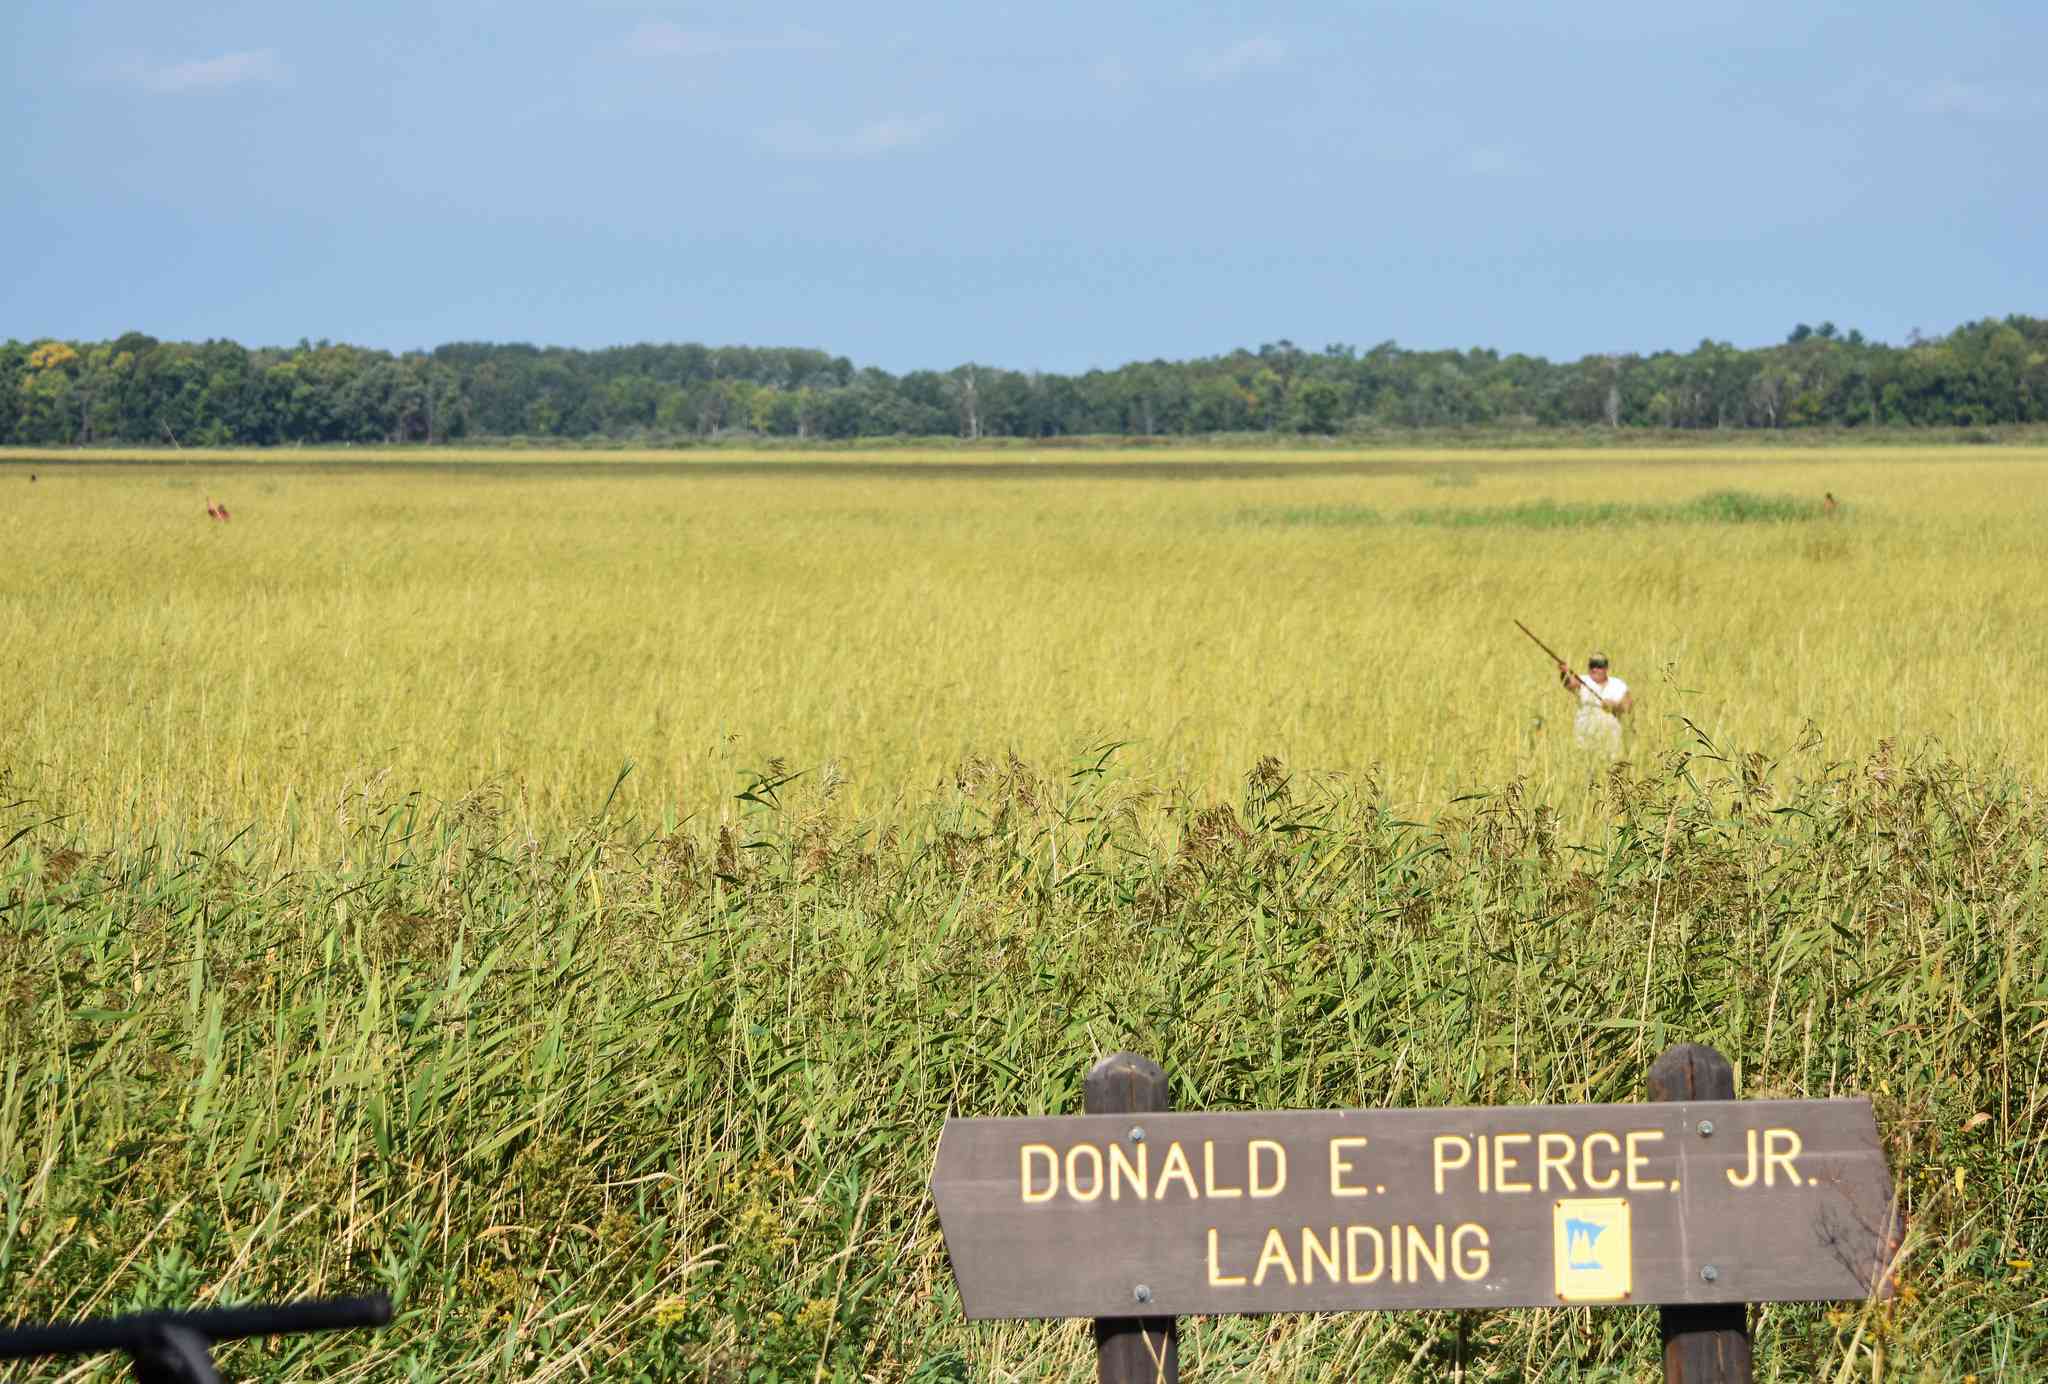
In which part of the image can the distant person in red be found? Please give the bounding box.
[218,500,230,521]
[206,498,221,520]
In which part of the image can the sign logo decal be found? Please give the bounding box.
[1553,1198,1631,1301]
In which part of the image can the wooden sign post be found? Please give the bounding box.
[1084,1053,1176,1384]
[932,1045,1901,1383]
[1650,1043,1752,1382]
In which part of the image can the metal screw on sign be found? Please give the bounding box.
[1133,1285,1153,1305]
[1128,1127,1146,1143]
[1698,1120,1715,1138]
[1700,1265,1720,1284]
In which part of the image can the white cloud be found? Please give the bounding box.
[1187,36,1286,82]
[626,23,833,60]
[122,49,287,93]
[1830,68,2038,118]
[1904,76,2028,117]
[1459,147,1537,178]
[758,113,943,158]
[1092,56,1132,90]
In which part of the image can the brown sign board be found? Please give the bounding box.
[932,1099,1899,1320]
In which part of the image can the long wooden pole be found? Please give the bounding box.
[1512,618,1569,669]
[1516,618,1619,711]
[1514,617,1593,689]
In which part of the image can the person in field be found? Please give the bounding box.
[1561,651,1631,754]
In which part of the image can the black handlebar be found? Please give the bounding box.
[0,1293,391,1383]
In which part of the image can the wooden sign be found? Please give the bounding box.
[931,1099,1899,1320]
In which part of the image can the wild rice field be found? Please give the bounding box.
[2,446,2045,1379]
[4,446,2046,832]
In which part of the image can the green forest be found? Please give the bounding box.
[5,316,2045,446]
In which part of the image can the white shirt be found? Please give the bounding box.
[1573,673,1629,751]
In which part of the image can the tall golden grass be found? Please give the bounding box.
[3,449,2043,839]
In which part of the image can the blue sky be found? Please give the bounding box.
[6,1,2043,372]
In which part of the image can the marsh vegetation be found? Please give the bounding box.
[2,446,2044,1378]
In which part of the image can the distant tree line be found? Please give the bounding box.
[4,318,2045,446]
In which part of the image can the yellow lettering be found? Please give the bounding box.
[1254,1227,1298,1286]
[1332,1136,1372,1196]
[1765,1128,1804,1186]
[1582,1131,1621,1190]
[1493,1133,1533,1192]
[1477,1132,1490,1193]
[1202,1140,1243,1199]
[1155,1141,1198,1200]
[1625,1130,1665,1191]
[1728,1128,1760,1188]
[1346,1225,1385,1283]
[1207,1228,1247,1286]
[1406,1223,1447,1283]
[1021,1144,1057,1203]
[1066,1143,1104,1202]
[1431,1136,1470,1195]
[1451,1222,1491,1281]
[1390,1223,1404,1282]
[1537,1133,1578,1192]
[1109,1141,1148,1202]
[1301,1226,1340,1283]
[1249,1139,1287,1197]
